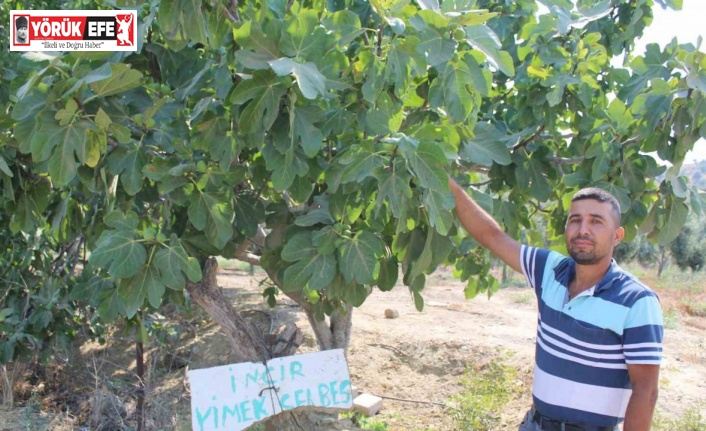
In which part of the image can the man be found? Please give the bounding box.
[15,16,29,44]
[449,179,663,431]
[116,14,133,46]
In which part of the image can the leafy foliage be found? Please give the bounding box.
[614,232,671,276]
[0,216,84,363]
[669,214,706,273]
[1,0,706,364]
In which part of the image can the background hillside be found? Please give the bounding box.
[682,160,706,190]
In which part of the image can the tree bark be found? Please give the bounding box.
[135,340,145,431]
[0,364,12,407]
[658,248,668,278]
[186,258,336,430]
[187,258,271,361]
[263,264,353,353]
[300,306,353,351]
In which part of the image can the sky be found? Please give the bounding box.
[632,1,706,163]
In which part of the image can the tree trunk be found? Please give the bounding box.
[135,340,145,431]
[186,258,344,430]
[261,263,353,353]
[0,364,12,407]
[658,248,668,278]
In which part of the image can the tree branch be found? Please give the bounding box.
[232,228,266,266]
[512,124,545,151]
[548,156,585,164]
[237,252,262,266]
[233,238,251,261]
[253,225,266,250]
[146,29,161,82]
[456,165,491,175]
[529,199,551,214]
[51,235,85,277]
[620,136,640,147]
[222,0,240,22]
[231,221,267,266]
[376,24,384,56]
[186,258,270,362]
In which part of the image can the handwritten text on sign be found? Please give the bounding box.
[187,349,353,431]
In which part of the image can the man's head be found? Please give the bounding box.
[565,187,624,265]
[15,16,28,42]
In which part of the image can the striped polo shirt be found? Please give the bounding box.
[520,245,663,427]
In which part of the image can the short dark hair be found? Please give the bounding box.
[570,187,622,226]
[16,16,28,29]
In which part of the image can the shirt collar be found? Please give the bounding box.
[577,285,595,297]
[594,259,621,293]
[565,258,621,294]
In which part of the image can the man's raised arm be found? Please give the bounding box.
[449,178,522,273]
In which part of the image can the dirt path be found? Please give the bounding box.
[316,270,706,430]
[2,268,704,431]
[205,268,706,430]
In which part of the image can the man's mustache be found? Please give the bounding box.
[570,236,594,245]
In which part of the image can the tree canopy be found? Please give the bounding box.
[1,0,706,365]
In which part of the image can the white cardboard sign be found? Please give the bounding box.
[187,349,353,431]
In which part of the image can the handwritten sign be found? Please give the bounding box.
[187,349,353,431]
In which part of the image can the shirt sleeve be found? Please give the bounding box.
[520,245,555,296]
[622,293,664,365]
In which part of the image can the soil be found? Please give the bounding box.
[1,266,705,431]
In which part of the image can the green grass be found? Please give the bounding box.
[662,308,681,330]
[652,407,706,431]
[216,257,261,273]
[449,356,520,431]
[340,411,390,431]
[507,292,533,305]
[625,263,706,292]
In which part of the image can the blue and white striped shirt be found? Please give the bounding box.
[520,245,663,427]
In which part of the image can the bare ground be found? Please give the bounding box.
[1,266,704,431]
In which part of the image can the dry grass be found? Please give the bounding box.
[2,309,205,431]
[683,301,706,318]
[627,264,706,328]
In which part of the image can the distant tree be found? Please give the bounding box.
[681,160,706,190]
[614,233,670,277]
[670,214,706,273]
[614,240,638,264]
[640,241,670,278]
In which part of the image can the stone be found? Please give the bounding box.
[353,393,383,417]
[384,309,399,319]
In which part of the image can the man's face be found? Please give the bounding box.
[17,26,28,41]
[565,199,624,265]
